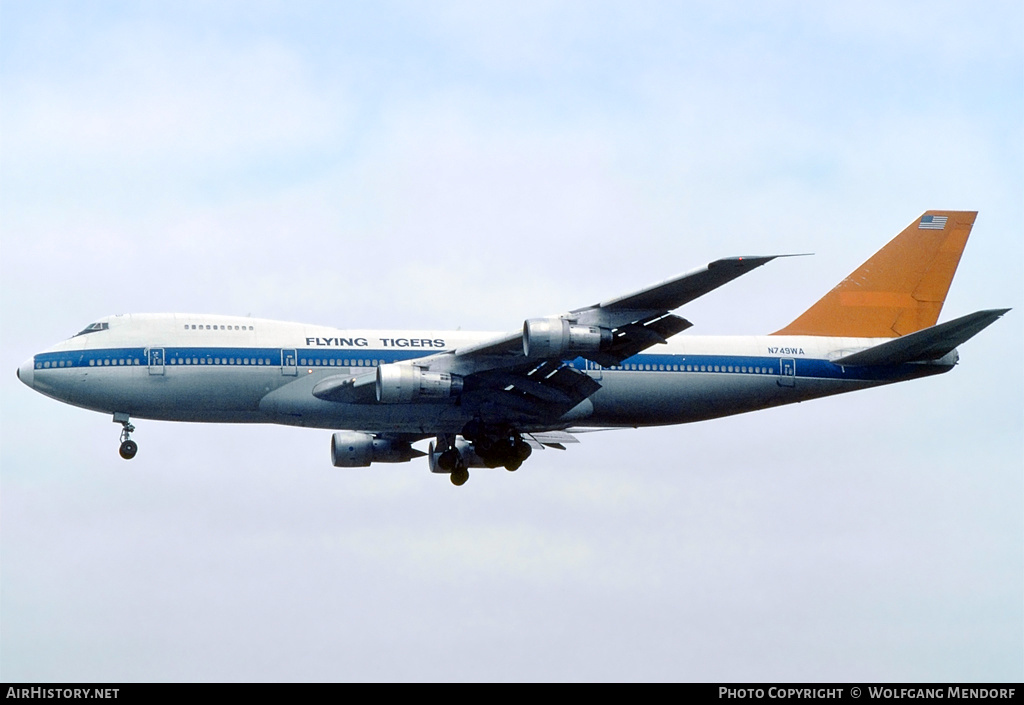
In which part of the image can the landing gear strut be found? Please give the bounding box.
[113,412,137,460]
[435,436,469,486]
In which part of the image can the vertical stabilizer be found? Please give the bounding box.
[772,211,976,337]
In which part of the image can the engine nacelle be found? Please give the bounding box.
[375,364,463,403]
[522,318,611,358]
[331,431,422,467]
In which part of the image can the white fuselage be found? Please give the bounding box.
[18,313,952,436]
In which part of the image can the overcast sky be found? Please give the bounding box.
[2,0,1021,682]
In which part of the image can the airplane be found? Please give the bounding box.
[17,210,1009,486]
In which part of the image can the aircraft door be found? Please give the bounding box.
[148,348,165,376]
[281,349,297,376]
[778,358,796,387]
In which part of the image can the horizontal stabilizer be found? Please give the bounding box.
[833,309,1010,366]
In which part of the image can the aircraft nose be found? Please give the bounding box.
[17,357,34,387]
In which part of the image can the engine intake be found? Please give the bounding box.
[523,318,611,358]
[375,364,463,403]
[331,431,424,467]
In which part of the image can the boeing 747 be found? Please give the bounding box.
[17,211,1008,485]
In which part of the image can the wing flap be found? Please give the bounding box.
[523,430,583,450]
[590,313,693,367]
[464,361,601,418]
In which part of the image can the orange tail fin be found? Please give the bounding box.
[773,211,976,338]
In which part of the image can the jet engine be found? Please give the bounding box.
[331,431,424,467]
[375,364,463,403]
[523,318,611,358]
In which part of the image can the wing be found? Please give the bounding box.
[400,256,781,423]
[440,256,779,366]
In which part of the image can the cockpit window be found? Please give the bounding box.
[73,322,109,337]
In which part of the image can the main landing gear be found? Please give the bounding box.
[113,412,138,460]
[435,439,469,486]
[462,420,532,472]
[433,423,535,486]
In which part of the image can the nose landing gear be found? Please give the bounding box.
[113,412,138,460]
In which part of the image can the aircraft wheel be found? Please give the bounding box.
[514,439,532,462]
[437,448,460,473]
[450,467,469,486]
[119,440,138,460]
[504,461,521,472]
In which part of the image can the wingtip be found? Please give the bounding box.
[713,253,813,266]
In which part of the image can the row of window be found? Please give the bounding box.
[299,358,383,367]
[184,324,254,331]
[170,357,273,366]
[37,357,781,374]
[37,357,384,369]
[38,359,91,368]
[613,363,776,374]
[38,358,145,368]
